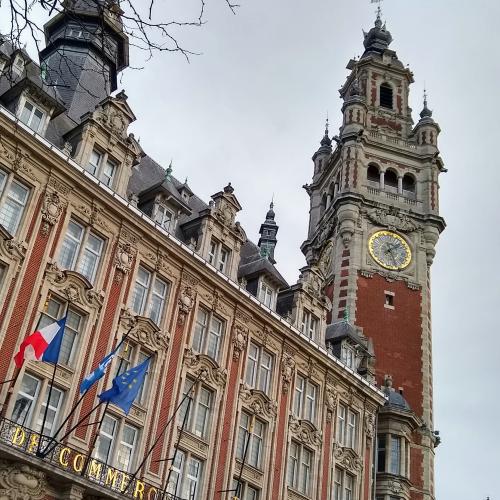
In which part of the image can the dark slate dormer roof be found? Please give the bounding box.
[382,376,411,410]
[238,240,288,289]
[325,317,365,345]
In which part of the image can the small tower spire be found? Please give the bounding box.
[420,87,433,119]
[258,201,279,263]
[165,160,173,181]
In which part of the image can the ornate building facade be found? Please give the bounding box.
[0,3,443,500]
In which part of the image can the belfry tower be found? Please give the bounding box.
[302,12,445,500]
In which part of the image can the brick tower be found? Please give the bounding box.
[302,12,445,500]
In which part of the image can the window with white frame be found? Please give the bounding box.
[19,99,46,133]
[154,203,174,231]
[11,373,64,437]
[38,296,85,368]
[336,404,358,449]
[232,478,260,500]
[191,307,225,362]
[293,374,317,423]
[58,219,104,284]
[86,149,118,188]
[208,239,230,274]
[114,341,152,406]
[300,310,319,340]
[236,411,265,470]
[245,341,273,394]
[166,449,203,500]
[258,280,275,308]
[377,434,405,476]
[287,440,313,496]
[178,376,214,440]
[341,343,356,369]
[12,54,25,74]
[0,169,29,235]
[130,265,169,325]
[94,413,139,472]
[334,468,355,500]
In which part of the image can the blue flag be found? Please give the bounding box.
[41,316,67,364]
[80,344,120,394]
[98,357,150,414]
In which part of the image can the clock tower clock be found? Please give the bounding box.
[302,12,445,500]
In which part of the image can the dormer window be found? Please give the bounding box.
[12,54,24,75]
[208,239,230,274]
[258,280,275,308]
[341,343,357,369]
[300,310,319,341]
[380,83,393,109]
[19,100,46,133]
[154,204,174,231]
[86,149,118,188]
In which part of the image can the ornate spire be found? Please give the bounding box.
[320,116,332,148]
[362,7,393,55]
[258,201,279,263]
[419,88,433,119]
[165,160,173,181]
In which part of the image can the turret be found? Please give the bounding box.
[312,119,332,178]
[413,91,440,152]
[258,202,279,263]
[339,71,367,141]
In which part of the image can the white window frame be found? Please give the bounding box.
[334,468,356,500]
[341,343,356,369]
[191,306,225,362]
[166,449,204,500]
[178,376,214,440]
[58,218,104,284]
[245,341,273,395]
[300,310,319,341]
[337,404,358,450]
[12,54,25,74]
[18,97,47,134]
[236,411,266,470]
[232,478,260,500]
[287,440,313,496]
[207,238,230,274]
[258,279,275,309]
[86,148,119,188]
[0,168,29,236]
[11,373,65,437]
[130,265,169,325]
[154,203,175,231]
[293,374,317,424]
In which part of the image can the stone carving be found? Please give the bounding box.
[254,325,278,350]
[183,347,227,387]
[0,237,26,262]
[364,411,376,438]
[232,323,248,360]
[239,383,277,419]
[333,444,363,472]
[146,250,175,278]
[45,261,104,309]
[388,479,403,494]
[75,201,110,231]
[281,349,296,394]
[119,310,169,351]
[115,241,136,274]
[366,206,419,232]
[0,460,47,500]
[288,414,322,447]
[178,286,195,325]
[41,191,66,236]
[201,289,229,315]
[0,143,36,182]
[47,176,72,196]
[325,386,339,422]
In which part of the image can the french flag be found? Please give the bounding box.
[13,317,67,368]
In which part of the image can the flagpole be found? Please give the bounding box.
[125,373,203,494]
[41,324,135,454]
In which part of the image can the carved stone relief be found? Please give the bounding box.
[333,444,363,473]
[288,414,322,447]
[239,383,277,419]
[232,323,248,360]
[0,237,26,262]
[115,241,136,275]
[74,201,110,231]
[41,190,66,236]
[183,347,227,387]
[119,309,169,351]
[324,385,339,422]
[0,460,47,500]
[365,206,420,232]
[281,348,296,394]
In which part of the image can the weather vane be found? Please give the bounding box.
[371,0,383,18]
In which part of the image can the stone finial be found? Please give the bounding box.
[384,374,393,389]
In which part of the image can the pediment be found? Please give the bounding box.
[239,383,277,419]
[288,414,322,447]
[119,309,169,351]
[183,346,227,387]
[333,443,363,472]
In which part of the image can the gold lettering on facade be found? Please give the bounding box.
[59,447,70,467]
[105,468,119,488]
[134,480,145,499]
[120,472,130,492]
[89,460,102,478]
[73,454,85,472]
[12,426,25,445]
[147,487,158,500]
[27,433,39,453]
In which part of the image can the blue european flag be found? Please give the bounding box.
[98,357,151,414]
[80,345,119,394]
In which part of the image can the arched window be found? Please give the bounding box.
[384,169,398,189]
[380,83,393,109]
[402,174,416,194]
[367,164,380,183]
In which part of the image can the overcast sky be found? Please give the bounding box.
[3,0,499,498]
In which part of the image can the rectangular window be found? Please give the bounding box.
[377,434,386,473]
[166,449,203,500]
[341,343,356,369]
[95,414,117,465]
[178,377,214,440]
[191,307,225,362]
[38,296,85,367]
[11,373,64,437]
[334,468,356,500]
[58,219,104,284]
[390,435,401,475]
[244,341,273,394]
[207,239,230,274]
[337,404,358,450]
[86,149,119,188]
[130,265,169,325]
[236,411,265,470]
[87,150,102,176]
[154,204,174,230]
[101,158,117,187]
[258,280,275,308]
[287,440,313,496]
[0,170,29,235]
[300,310,319,340]
[19,100,45,133]
[293,374,317,423]
[233,479,260,500]
[115,424,138,472]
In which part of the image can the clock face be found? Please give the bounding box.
[368,230,412,270]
